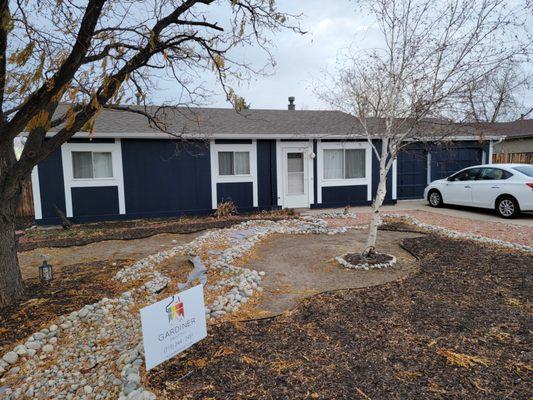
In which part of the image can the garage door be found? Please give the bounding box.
[430,146,483,181]
[397,148,428,199]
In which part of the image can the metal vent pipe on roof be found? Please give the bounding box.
[288,96,295,110]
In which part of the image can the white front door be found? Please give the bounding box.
[283,149,309,208]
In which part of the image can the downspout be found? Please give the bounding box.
[490,137,505,163]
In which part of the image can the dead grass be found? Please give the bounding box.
[436,348,491,368]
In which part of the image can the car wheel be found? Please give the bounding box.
[428,190,443,208]
[496,196,520,219]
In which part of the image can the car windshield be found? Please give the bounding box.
[512,166,533,177]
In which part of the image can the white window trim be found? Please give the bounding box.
[276,140,314,208]
[61,140,126,218]
[317,141,372,203]
[209,140,258,209]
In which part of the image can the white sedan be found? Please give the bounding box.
[424,164,533,218]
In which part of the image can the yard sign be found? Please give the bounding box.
[140,284,207,370]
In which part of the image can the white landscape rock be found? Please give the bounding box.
[2,352,18,365]
[0,215,363,399]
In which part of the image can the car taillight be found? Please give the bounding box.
[527,183,533,190]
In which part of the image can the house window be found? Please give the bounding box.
[218,151,250,176]
[72,151,113,179]
[323,149,365,180]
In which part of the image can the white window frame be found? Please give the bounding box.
[71,150,114,180]
[317,141,372,203]
[209,140,258,209]
[322,148,367,181]
[61,140,126,217]
[217,150,252,177]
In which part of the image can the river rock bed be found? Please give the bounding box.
[0,216,354,399]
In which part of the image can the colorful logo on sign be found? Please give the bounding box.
[165,296,185,323]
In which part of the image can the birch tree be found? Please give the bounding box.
[321,0,530,256]
[0,0,300,307]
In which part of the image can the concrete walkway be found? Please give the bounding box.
[303,199,533,227]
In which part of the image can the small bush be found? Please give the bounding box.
[215,201,237,218]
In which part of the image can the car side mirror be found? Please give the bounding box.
[447,176,454,182]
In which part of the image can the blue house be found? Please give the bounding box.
[30,100,497,225]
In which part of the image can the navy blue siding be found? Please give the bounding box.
[430,143,483,180]
[217,182,253,210]
[122,139,212,218]
[215,139,252,144]
[67,138,115,144]
[257,140,278,209]
[72,186,119,217]
[397,146,428,200]
[321,185,368,207]
[37,148,66,224]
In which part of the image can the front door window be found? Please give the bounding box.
[287,153,304,195]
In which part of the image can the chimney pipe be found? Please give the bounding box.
[288,96,295,110]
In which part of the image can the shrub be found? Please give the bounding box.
[215,201,237,218]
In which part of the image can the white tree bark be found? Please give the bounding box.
[364,139,393,256]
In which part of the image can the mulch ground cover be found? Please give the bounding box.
[148,234,532,399]
[0,259,130,354]
[17,211,294,252]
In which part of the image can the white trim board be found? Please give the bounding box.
[60,140,126,218]
[31,166,42,220]
[209,140,258,209]
[30,131,504,141]
[316,140,373,204]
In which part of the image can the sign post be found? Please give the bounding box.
[140,284,207,370]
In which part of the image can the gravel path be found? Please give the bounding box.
[321,209,532,247]
[398,210,533,247]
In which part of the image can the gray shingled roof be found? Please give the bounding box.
[53,104,363,138]
[479,119,533,139]
[51,104,510,139]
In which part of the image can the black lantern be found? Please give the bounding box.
[39,260,53,283]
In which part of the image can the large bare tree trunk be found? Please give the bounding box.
[0,144,25,308]
[0,211,24,307]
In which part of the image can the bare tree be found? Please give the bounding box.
[0,0,301,307]
[320,0,530,257]
[464,62,532,123]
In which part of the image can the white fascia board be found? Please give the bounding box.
[32,131,504,141]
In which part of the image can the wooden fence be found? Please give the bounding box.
[492,152,533,164]
[16,178,34,217]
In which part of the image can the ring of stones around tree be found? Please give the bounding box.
[336,252,397,270]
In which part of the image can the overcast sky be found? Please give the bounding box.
[153,0,532,112]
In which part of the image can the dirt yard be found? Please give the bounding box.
[240,228,420,316]
[18,232,198,279]
[148,232,532,399]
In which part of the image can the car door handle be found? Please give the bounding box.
[464,185,471,188]
[491,186,500,189]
